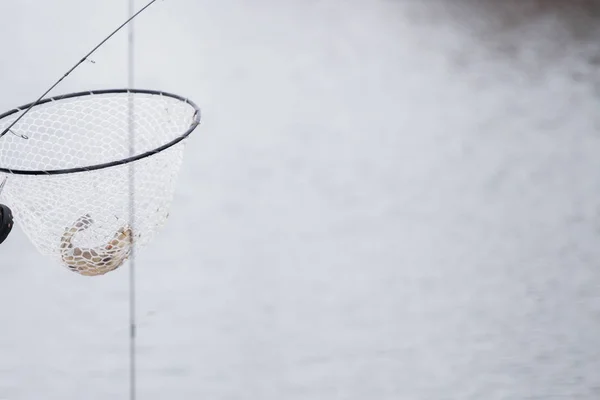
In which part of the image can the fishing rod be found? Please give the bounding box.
[0,0,161,139]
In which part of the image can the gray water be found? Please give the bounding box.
[1,0,600,399]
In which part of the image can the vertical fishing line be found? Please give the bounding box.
[128,0,137,399]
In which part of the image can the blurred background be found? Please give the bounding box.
[1,0,600,398]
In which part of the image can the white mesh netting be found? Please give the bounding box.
[0,90,199,276]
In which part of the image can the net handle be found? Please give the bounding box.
[0,89,201,176]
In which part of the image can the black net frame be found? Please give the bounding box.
[0,88,201,175]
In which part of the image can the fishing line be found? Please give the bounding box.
[128,1,138,399]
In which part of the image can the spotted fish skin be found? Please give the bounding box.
[60,214,132,276]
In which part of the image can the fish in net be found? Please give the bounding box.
[0,89,200,276]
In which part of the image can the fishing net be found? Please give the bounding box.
[0,89,200,276]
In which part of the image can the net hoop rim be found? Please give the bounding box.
[0,88,201,176]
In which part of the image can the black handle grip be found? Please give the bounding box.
[0,204,14,245]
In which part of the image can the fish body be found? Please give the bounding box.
[60,214,132,276]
